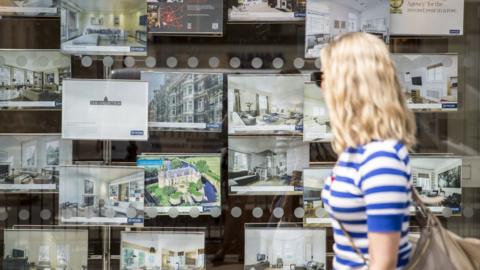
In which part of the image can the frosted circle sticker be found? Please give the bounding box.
[315,207,326,218]
[189,207,201,218]
[251,57,263,69]
[442,208,453,218]
[231,207,242,218]
[81,56,93,67]
[145,56,157,68]
[145,207,158,218]
[210,207,221,218]
[209,57,220,68]
[103,56,114,67]
[252,207,263,218]
[294,58,305,69]
[273,207,284,218]
[40,209,51,220]
[168,208,179,218]
[294,207,305,219]
[229,57,241,69]
[124,56,135,68]
[38,56,49,67]
[18,209,29,220]
[315,58,322,69]
[188,57,199,68]
[463,207,474,218]
[166,57,178,68]
[127,207,137,218]
[16,56,28,67]
[272,58,284,69]
[0,210,7,221]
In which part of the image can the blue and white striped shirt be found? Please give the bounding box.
[322,140,412,270]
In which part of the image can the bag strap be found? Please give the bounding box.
[335,219,370,265]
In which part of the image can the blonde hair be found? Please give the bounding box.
[320,32,416,154]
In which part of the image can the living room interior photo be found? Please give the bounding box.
[229,0,306,21]
[0,135,72,191]
[305,0,389,58]
[0,51,70,108]
[393,54,459,111]
[228,136,309,194]
[121,231,205,270]
[303,83,331,142]
[245,227,326,270]
[228,75,305,134]
[3,229,88,270]
[411,157,462,213]
[59,166,145,225]
[60,0,147,55]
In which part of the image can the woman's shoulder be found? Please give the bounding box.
[342,140,410,167]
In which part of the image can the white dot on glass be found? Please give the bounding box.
[0,209,8,221]
[210,207,221,218]
[294,207,305,219]
[252,207,263,219]
[442,208,453,218]
[209,57,220,68]
[273,207,284,219]
[251,57,263,69]
[229,57,241,69]
[103,56,114,67]
[146,207,158,218]
[463,207,474,218]
[18,209,29,220]
[124,56,135,67]
[166,57,178,68]
[40,209,51,220]
[315,207,326,218]
[231,207,242,218]
[168,208,179,218]
[16,56,28,67]
[315,58,322,69]
[190,207,201,218]
[38,56,49,67]
[188,57,199,68]
[145,56,157,68]
[294,58,305,69]
[127,207,137,218]
[272,58,284,69]
[81,56,93,67]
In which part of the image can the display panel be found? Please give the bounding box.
[0,51,70,109]
[410,157,462,215]
[228,0,306,22]
[3,229,88,270]
[137,154,221,215]
[141,72,223,132]
[245,224,327,270]
[60,0,147,55]
[390,0,464,36]
[147,0,223,35]
[228,136,309,195]
[303,82,331,142]
[62,79,149,141]
[305,0,390,58]
[121,231,206,270]
[0,0,59,16]
[393,54,459,111]
[0,135,71,192]
[59,165,145,226]
[228,74,306,135]
[303,167,331,226]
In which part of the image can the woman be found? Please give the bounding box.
[321,32,416,270]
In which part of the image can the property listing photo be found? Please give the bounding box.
[303,168,331,226]
[3,229,88,270]
[0,0,59,16]
[393,54,459,111]
[147,0,223,35]
[228,0,306,22]
[0,51,71,109]
[59,166,145,226]
[120,231,205,270]
[228,136,309,195]
[141,72,223,132]
[60,0,147,55]
[244,224,326,270]
[0,135,72,192]
[137,154,221,215]
[410,157,463,215]
[228,74,306,135]
[303,82,331,142]
[305,0,389,58]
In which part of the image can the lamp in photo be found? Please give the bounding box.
[390,0,404,14]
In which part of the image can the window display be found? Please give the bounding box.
[228,136,309,195]
[0,135,71,192]
[0,0,59,16]
[59,165,145,226]
[303,82,331,142]
[3,229,88,270]
[141,72,223,132]
[0,51,70,109]
[393,54,458,111]
[390,0,464,36]
[245,224,327,270]
[62,79,149,141]
[410,157,462,215]
[228,0,306,22]
[303,167,331,226]
[137,154,221,215]
[147,0,223,35]
[305,0,390,58]
[228,74,306,135]
[121,231,205,270]
[60,0,147,55]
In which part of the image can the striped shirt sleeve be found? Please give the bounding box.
[358,146,411,232]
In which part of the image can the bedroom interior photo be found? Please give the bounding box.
[0,135,71,191]
[3,229,88,270]
[228,75,305,134]
[0,51,70,108]
[305,0,389,58]
[59,166,145,225]
[411,157,462,214]
[245,227,326,270]
[228,136,309,195]
[60,0,147,55]
[121,231,205,270]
